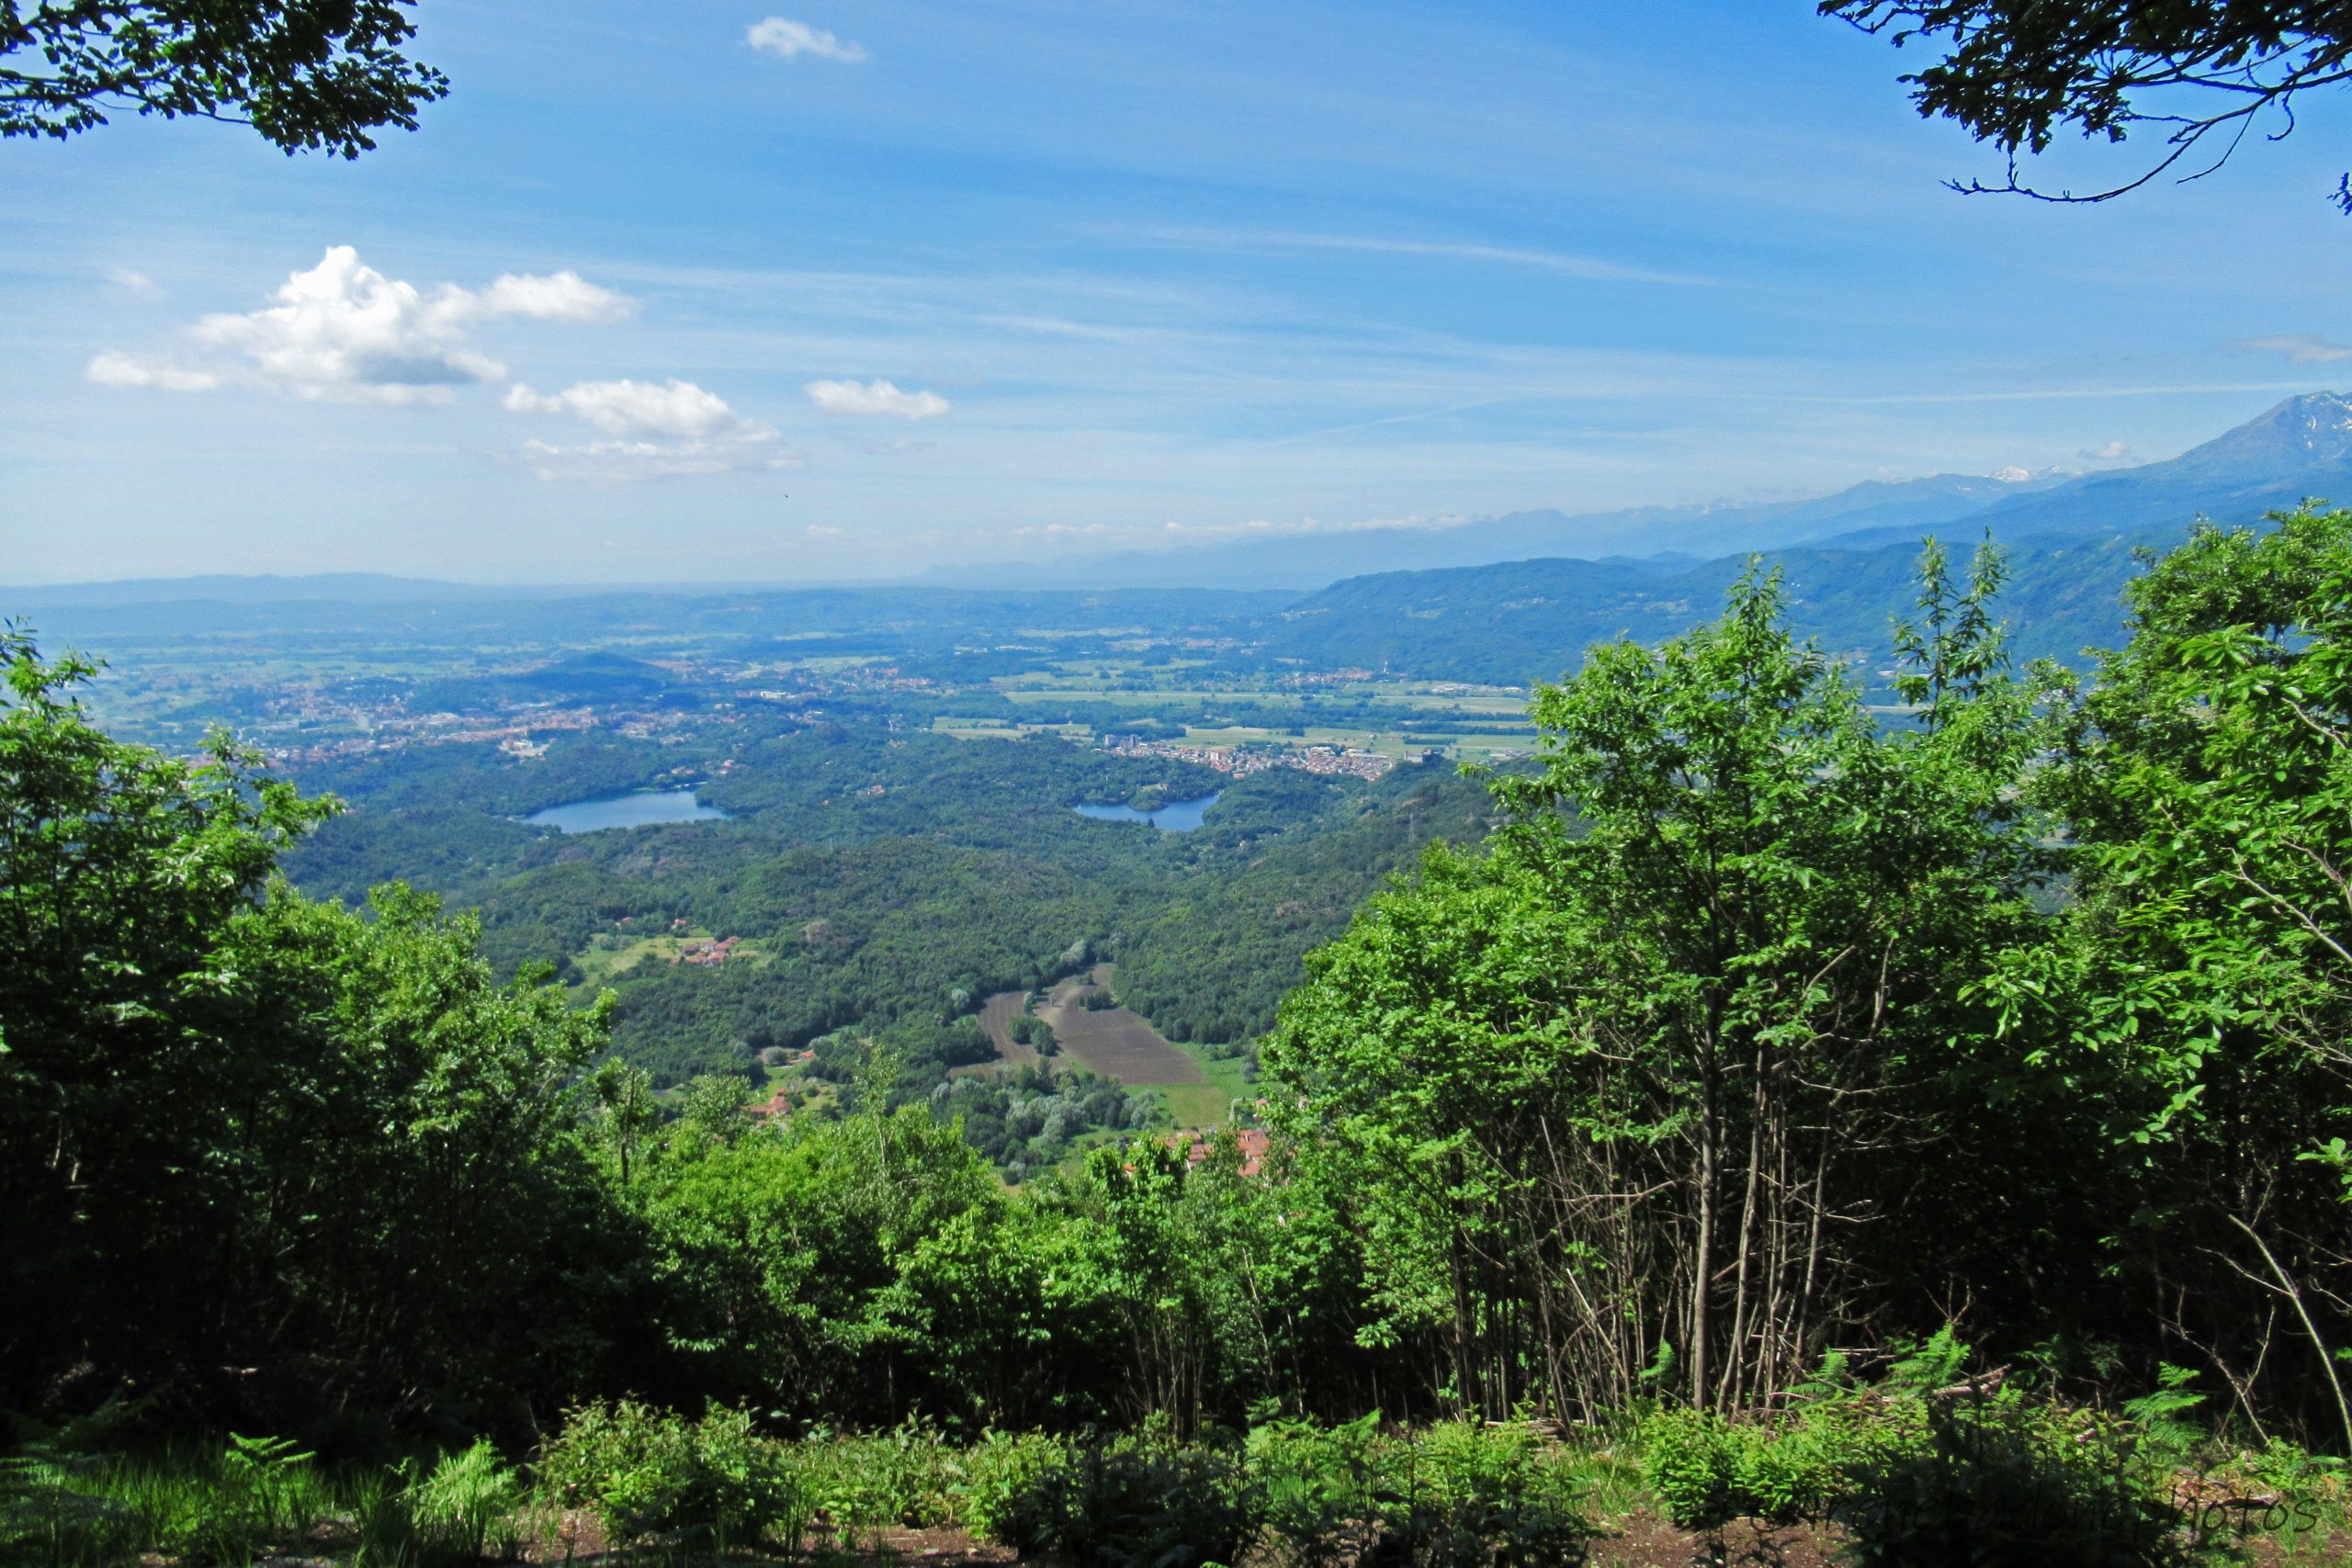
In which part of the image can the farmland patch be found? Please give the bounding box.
[1041,965,1203,1088]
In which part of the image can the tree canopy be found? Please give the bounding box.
[0,0,444,156]
[1825,1,2352,210]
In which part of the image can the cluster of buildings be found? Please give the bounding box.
[1098,735,1397,781]
[674,935,745,966]
[1179,1127,1272,1179]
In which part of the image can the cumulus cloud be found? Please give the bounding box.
[2232,333,2352,365]
[2077,439,2133,462]
[86,246,633,405]
[503,378,798,480]
[804,378,950,420]
[748,17,867,62]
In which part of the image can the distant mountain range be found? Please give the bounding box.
[937,391,2352,591]
[922,470,2070,591]
[1251,392,2352,682]
[13,392,2351,690]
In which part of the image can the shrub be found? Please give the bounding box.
[1641,1409,1743,1528]
[1044,1429,1257,1568]
[1735,1418,1843,1524]
[539,1399,799,1550]
[957,1430,1073,1552]
[1372,1419,1593,1568]
[1248,1412,1382,1568]
[1834,1393,2196,1568]
[802,1420,956,1541]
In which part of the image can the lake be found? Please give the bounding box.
[1070,792,1221,832]
[525,788,731,833]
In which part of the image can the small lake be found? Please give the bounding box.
[526,789,731,834]
[1070,793,1221,832]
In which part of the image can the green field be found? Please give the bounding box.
[572,931,764,987]
[1156,1048,1255,1130]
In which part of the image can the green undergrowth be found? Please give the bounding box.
[6,1357,2346,1567]
[0,1432,526,1568]
[1635,1333,2351,1563]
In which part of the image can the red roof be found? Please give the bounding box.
[1182,1127,1272,1179]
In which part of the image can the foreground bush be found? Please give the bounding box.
[538,1399,806,1551]
[1369,1418,1595,1568]
[1632,1335,2352,1562]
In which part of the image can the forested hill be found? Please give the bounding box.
[1261,530,2152,684]
[1240,394,2352,684]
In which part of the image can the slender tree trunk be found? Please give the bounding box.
[1722,1039,1770,1410]
[1690,1055,1719,1410]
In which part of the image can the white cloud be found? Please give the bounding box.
[503,378,798,479]
[804,378,951,420]
[506,378,744,437]
[89,246,633,405]
[85,352,220,392]
[2232,333,2352,365]
[2077,439,2132,462]
[107,267,161,296]
[1993,466,2031,482]
[465,269,634,323]
[747,17,867,62]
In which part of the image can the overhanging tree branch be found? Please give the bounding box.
[1824,2,2352,212]
[0,1,446,158]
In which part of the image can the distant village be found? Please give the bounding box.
[1097,733,1400,781]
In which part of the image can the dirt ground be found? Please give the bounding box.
[974,989,1042,1070]
[1041,968,1204,1086]
[518,1506,2347,1566]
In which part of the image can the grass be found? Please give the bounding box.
[1156,1047,1256,1130]
[0,1435,529,1568]
[571,931,764,987]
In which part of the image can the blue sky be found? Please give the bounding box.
[7,0,2352,585]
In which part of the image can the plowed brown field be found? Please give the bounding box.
[1043,965,1203,1086]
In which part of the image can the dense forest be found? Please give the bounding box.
[277,717,1493,1090]
[6,513,2352,1563]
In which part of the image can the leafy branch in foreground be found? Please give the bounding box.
[0,1,446,156]
[1825,2,2352,211]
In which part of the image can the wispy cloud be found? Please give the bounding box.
[85,352,216,392]
[747,17,867,63]
[1114,225,1713,287]
[2230,333,2352,365]
[804,378,952,419]
[86,246,632,405]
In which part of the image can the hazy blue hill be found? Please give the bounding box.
[14,583,1293,654]
[928,393,2352,593]
[0,573,590,608]
[931,471,2059,591]
[1262,531,2154,685]
[410,651,691,714]
[1829,392,2352,547]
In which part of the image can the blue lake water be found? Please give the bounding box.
[525,789,730,833]
[1070,792,1221,832]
